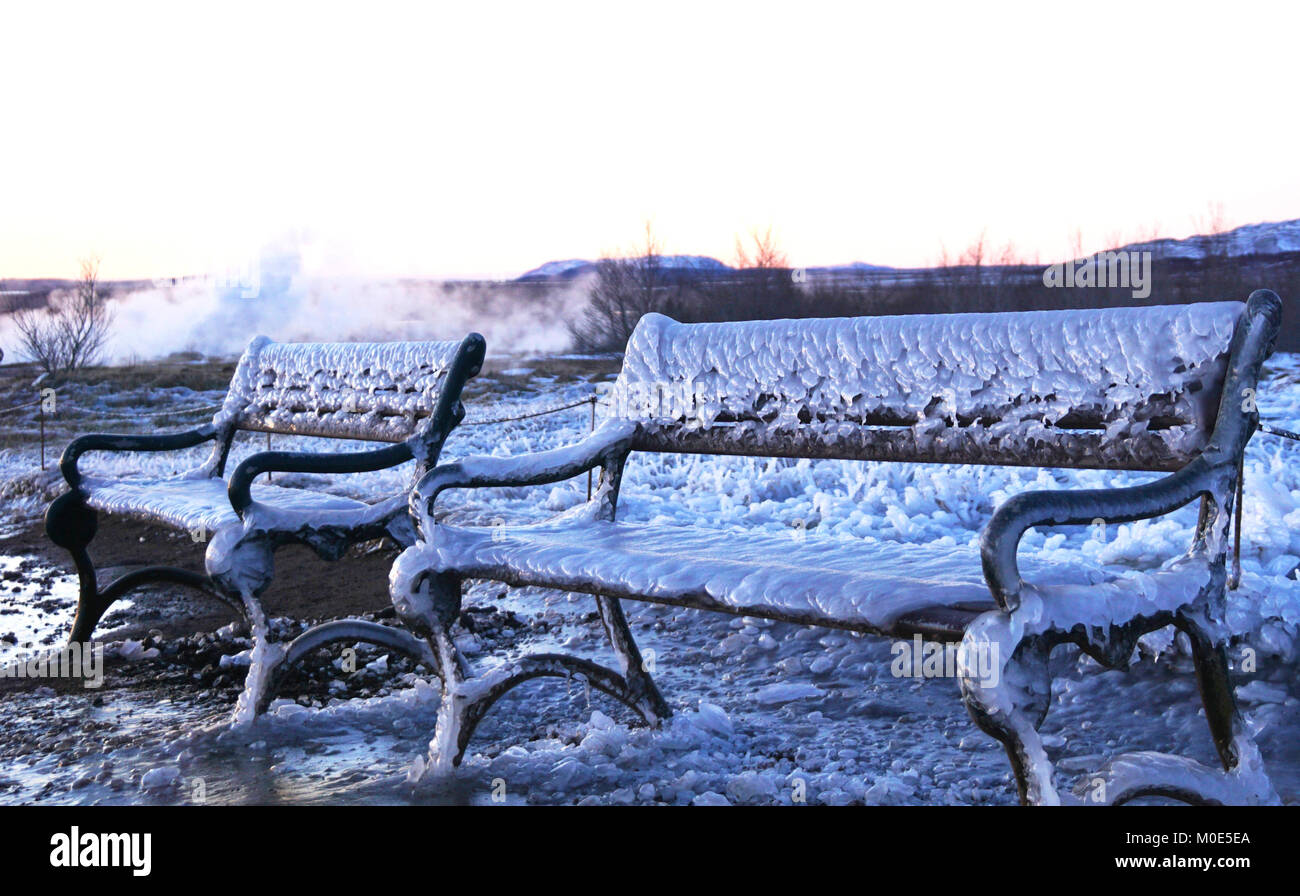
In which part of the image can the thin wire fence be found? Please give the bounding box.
[3,385,1298,556]
[0,388,601,474]
[462,395,595,426]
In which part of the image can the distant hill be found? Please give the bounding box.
[1114,218,1300,261]
[515,255,733,282]
[515,218,1300,282]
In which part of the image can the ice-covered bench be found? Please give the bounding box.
[45,333,485,719]
[390,292,1283,805]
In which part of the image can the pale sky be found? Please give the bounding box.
[3,1,1299,281]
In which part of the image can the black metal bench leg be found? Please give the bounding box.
[959,614,1057,805]
[963,597,1279,806]
[1081,616,1277,806]
[47,492,241,644]
[1181,616,1276,803]
[390,556,670,775]
[46,493,103,643]
[206,528,285,725]
[595,595,670,723]
[389,569,472,769]
[66,543,108,643]
[255,619,439,715]
[1081,615,1279,805]
[1184,620,1245,772]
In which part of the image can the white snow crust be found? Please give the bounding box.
[613,304,1241,464]
[217,336,463,442]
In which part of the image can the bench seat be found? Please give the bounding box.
[408,521,1108,639]
[79,475,369,533]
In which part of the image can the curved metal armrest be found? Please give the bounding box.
[228,441,415,517]
[981,289,1285,612]
[412,419,637,522]
[980,458,1214,611]
[61,425,218,490]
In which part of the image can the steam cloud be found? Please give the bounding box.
[1,249,591,364]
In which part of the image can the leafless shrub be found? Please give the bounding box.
[570,223,680,352]
[11,258,113,375]
[733,227,788,270]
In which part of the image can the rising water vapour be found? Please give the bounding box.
[0,248,591,364]
[109,257,587,361]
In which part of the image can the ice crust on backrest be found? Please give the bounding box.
[215,336,463,442]
[612,303,1243,470]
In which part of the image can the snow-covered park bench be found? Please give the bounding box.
[391,291,1284,805]
[45,333,486,719]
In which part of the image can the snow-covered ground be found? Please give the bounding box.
[0,353,1297,805]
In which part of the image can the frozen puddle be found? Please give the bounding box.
[0,680,498,805]
[0,555,100,666]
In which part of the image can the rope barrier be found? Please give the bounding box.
[3,389,600,479]
[2,392,592,427]
[58,402,222,420]
[0,398,42,417]
[462,395,596,426]
[0,395,220,420]
[1258,421,1300,442]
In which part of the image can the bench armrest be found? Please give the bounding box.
[980,458,1214,611]
[227,442,416,518]
[982,290,1284,612]
[411,420,637,524]
[61,425,219,490]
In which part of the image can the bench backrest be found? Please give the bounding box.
[216,336,476,443]
[607,303,1245,472]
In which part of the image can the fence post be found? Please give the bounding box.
[33,374,50,472]
[587,395,596,500]
[267,431,272,483]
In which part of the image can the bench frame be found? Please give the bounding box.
[392,292,1285,805]
[45,333,484,720]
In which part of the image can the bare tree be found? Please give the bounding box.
[733,227,788,270]
[1194,201,1239,297]
[930,230,992,311]
[570,223,673,352]
[717,227,798,319]
[12,257,113,375]
[959,228,989,285]
[11,300,63,375]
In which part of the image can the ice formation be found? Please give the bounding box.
[615,304,1241,470]
[78,475,368,532]
[216,336,463,442]
[414,521,1109,633]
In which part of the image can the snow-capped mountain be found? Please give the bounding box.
[1108,219,1300,261]
[803,261,897,275]
[515,219,1300,282]
[515,255,732,282]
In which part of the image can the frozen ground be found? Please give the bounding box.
[0,352,1297,805]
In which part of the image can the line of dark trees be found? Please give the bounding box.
[570,225,1300,353]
